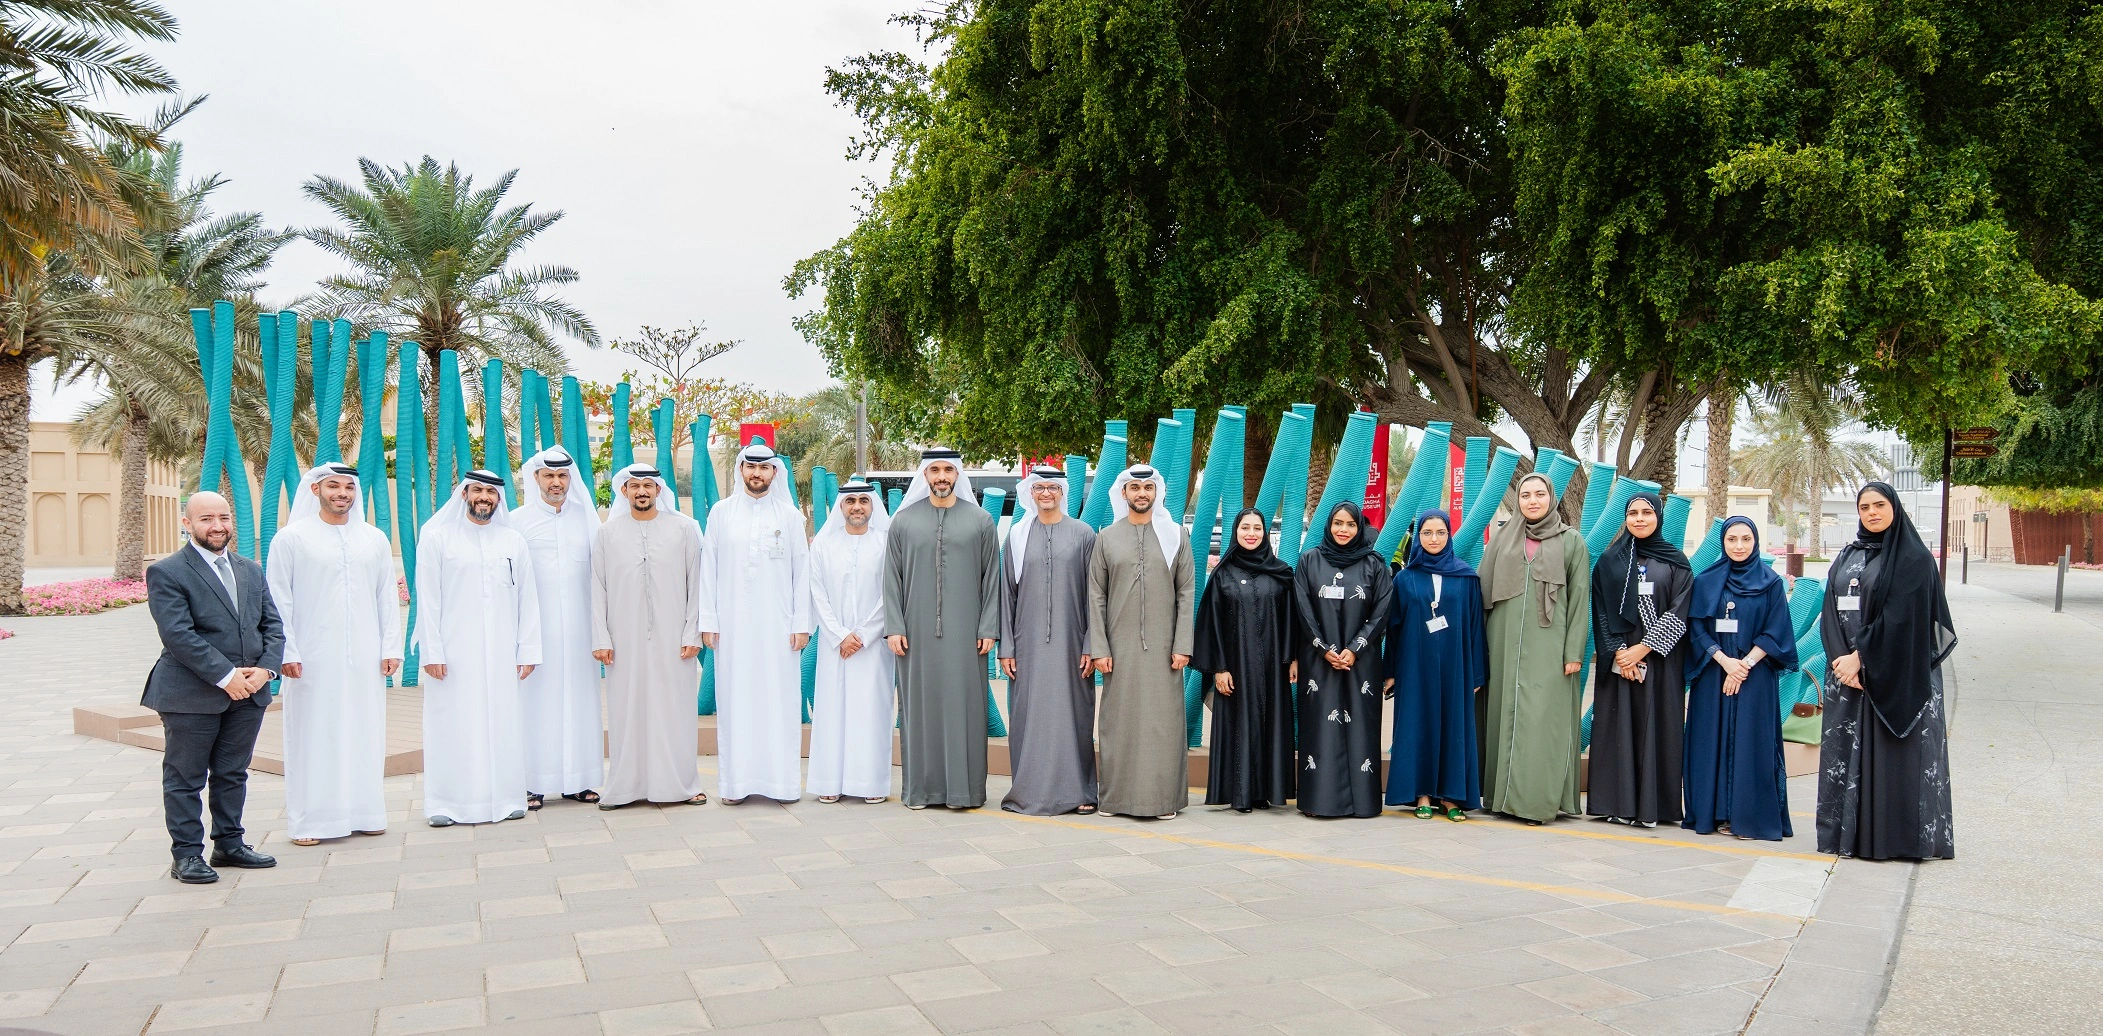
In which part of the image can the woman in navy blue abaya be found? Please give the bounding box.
[1384,511,1486,821]
[1683,517,1799,840]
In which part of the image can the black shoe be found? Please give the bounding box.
[428,815,455,827]
[209,844,276,869]
[171,856,219,883]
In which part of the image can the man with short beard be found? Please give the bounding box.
[807,480,895,803]
[413,471,542,827]
[697,444,809,804]
[1088,465,1195,820]
[884,448,1002,809]
[594,464,709,808]
[267,463,402,846]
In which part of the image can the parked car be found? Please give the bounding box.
[861,470,1023,516]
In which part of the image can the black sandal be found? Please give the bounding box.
[526,794,544,812]
[562,790,601,804]
[1075,804,1098,815]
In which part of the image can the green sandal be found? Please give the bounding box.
[1413,805,1436,820]
[1445,807,1467,823]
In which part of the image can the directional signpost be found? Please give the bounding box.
[1943,426,2003,582]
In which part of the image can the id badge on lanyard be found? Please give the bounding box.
[1318,573,1346,600]
[1637,563,1654,597]
[1714,599,1739,634]
[1838,577,1861,612]
[1426,573,1448,632]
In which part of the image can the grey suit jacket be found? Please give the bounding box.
[141,545,286,715]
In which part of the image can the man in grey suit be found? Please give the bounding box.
[143,491,286,884]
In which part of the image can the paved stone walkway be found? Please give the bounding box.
[2,604,1909,1036]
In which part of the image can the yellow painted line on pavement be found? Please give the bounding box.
[1518,823,1833,863]
[996,812,1807,922]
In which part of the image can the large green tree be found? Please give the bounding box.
[789,1,1678,474]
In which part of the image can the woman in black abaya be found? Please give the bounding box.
[1194,509,1298,812]
[1587,491,1693,827]
[1817,482,1956,861]
[1290,502,1394,818]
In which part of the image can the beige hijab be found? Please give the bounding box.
[1478,472,1569,626]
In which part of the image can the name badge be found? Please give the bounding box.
[1318,585,1346,600]
[1426,615,1449,633]
[1714,618,1740,633]
[1637,580,1654,596]
[1837,596,1860,612]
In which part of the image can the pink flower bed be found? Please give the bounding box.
[22,578,149,616]
[0,628,13,639]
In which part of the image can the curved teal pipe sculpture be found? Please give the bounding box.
[189,302,256,557]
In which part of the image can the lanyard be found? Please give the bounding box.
[1430,573,1443,614]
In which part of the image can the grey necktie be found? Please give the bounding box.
[213,555,238,607]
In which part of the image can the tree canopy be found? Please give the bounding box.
[791,0,2103,483]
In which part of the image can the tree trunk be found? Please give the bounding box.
[0,352,30,614]
[113,395,150,581]
[1642,384,1679,494]
[1705,379,1732,526]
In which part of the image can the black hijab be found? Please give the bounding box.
[1216,507,1292,582]
[1595,490,1692,640]
[1314,501,1382,569]
[1840,481,1956,736]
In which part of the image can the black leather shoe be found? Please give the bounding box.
[209,844,276,869]
[171,856,219,884]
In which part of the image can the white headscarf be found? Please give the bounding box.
[723,444,798,521]
[813,480,891,551]
[425,471,516,535]
[900,448,976,510]
[517,446,601,535]
[1108,464,1181,564]
[288,462,364,527]
[1006,466,1068,579]
[608,462,681,522]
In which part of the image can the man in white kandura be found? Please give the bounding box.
[414,470,542,827]
[698,443,811,805]
[512,446,605,810]
[593,464,709,809]
[807,479,896,804]
[267,463,401,847]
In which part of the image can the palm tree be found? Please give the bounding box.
[775,384,920,497]
[300,157,600,405]
[62,120,290,579]
[0,0,178,613]
[1731,370,1888,552]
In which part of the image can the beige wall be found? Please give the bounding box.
[1946,485,2014,562]
[27,421,182,568]
[1680,486,1776,551]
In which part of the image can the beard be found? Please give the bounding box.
[1128,496,1154,514]
[929,481,955,498]
[323,496,354,516]
[468,500,497,521]
[194,527,231,551]
[743,476,771,494]
[631,495,656,512]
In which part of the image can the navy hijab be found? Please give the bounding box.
[1691,516,1781,619]
[1405,509,1477,578]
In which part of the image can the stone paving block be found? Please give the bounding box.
[818,1004,937,1035]
[1590,947,1773,999]
[146,990,272,1032]
[709,974,910,1030]
[16,913,124,942]
[1589,985,1757,1035]
[1300,970,1429,1010]
[0,987,61,1020]
[375,994,486,1035]
[76,948,191,983]
[279,953,386,989]
[599,998,711,1036]
[890,963,1002,1003]
[689,960,790,998]
[485,956,588,994]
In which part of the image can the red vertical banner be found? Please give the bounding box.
[737,422,777,449]
[1449,439,1466,520]
[1362,421,1391,527]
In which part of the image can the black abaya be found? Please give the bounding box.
[1290,550,1393,818]
[1588,548,1693,825]
[1193,570,1296,810]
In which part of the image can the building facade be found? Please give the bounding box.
[26,421,182,569]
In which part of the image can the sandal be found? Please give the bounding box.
[863,797,887,804]
[721,797,744,806]
[526,794,544,812]
[1075,804,1098,815]
[597,800,626,811]
[818,795,841,803]
[685,793,710,806]
[563,790,601,804]
[291,838,320,847]
[355,829,385,836]
[1412,805,1435,820]
[1445,807,1467,823]
[1154,812,1178,821]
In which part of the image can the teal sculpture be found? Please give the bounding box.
[610,382,634,474]
[1376,422,1449,562]
[518,368,541,467]
[355,333,392,541]
[1181,408,1246,747]
[1080,423,1128,528]
[560,376,593,503]
[395,342,433,683]
[255,312,299,564]
[1661,493,1693,549]
[653,399,679,511]
[1063,454,1087,517]
[481,358,514,506]
[189,302,256,557]
[1260,409,1315,566]
[690,415,719,518]
[1453,447,1522,568]
[1578,460,1618,535]
[313,319,351,464]
[978,485,1011,738]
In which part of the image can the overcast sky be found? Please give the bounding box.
[32,0,919,418]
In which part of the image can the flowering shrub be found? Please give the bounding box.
[398,575,410,604]
[0,628,13,639]
[22,578,150,616]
